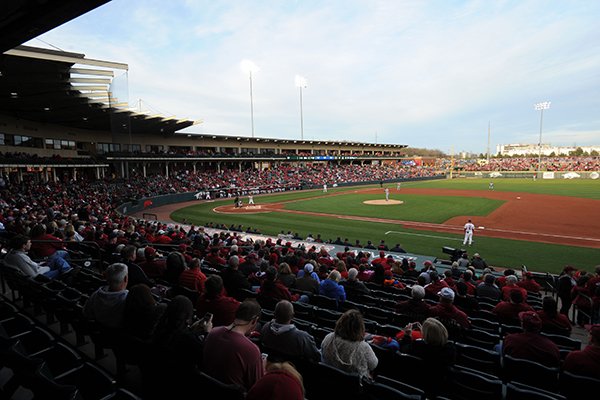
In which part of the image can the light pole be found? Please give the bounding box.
[295,75,307,140]
[240,59,259,137]
[534,101,551,171]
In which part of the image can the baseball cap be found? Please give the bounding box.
[304,263,314,274]
[519,311,542,331]
[144,247,157,257]
[438,287,455,301]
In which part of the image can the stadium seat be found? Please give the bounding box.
[502,354,560,391]
[454,342,501,377]
[559,370,600,400]
[447,365,503,400]
[197,371,245,400]
[303,362,363,400]
[468,317,500,334]
[506,381,566,400]
[373,376,425,399]
[540,332,581,351]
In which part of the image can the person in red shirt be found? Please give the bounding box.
[29,223,65,257]
[178,258,207,293]
[502,311,561,368]
[493,289,534,325]
[563,324,600,379]
[536,296,572,334]
[517,272,542,293]
[425,271,449,298]
[429,287,471,330]
[501,275,528,302]
[196,275,240,327]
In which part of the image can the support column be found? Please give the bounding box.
[53,168,57,182]
[143,163,147,178]
[192,163,196,173]
[239,162,242,173]
[120,162,125,178]
[165,162,169,177]
[73,169,77,181]
[44,169,49,182]
[217,162,221,173]
[95,167,100,180]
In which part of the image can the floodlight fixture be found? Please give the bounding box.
[534,101,551,170]
[295,75,307,139]
[240,59,259,137]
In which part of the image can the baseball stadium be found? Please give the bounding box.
[0,2,599,400]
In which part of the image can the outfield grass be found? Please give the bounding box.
[284,194,504,223]
[170,179,600,274]
[404,178,600,199]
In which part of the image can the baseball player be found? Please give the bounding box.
[396,182,401,190]
[248,195,254,206]
[463,219,475,246]
[488,182,494,190]
[385,187,390,201]
[323,183,327,193]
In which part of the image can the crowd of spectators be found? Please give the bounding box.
[448,156,600,172]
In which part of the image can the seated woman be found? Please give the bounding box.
[399,318,456,397]
[321,309,378,378]
[124,284,167,340]
[537,296,572,334]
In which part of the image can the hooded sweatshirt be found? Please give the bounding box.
[83,285,128,328]
[261,321,321,362]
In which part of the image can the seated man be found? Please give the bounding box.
[203,299,264,391]
[83,263,129,329]
[261,300,321,363]
[4,234,72,279]
[502,311,560,368]
[563,324,600,379]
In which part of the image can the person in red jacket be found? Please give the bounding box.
[429,287,471,330]
[501,275,528,302]
[563,324,600,379]
[196,275,240,327]
[493,289,534,325]
[517,272,542,293]
[502,311,560,368]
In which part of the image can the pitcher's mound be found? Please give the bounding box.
[363,200,404,205]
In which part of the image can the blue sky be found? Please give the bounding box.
[27,0,600,154]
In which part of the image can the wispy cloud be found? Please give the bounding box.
[28,0,600,152]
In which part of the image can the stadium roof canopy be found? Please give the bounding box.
[0,45,199,134]
[179,133,407,148]
[0,0,112,54]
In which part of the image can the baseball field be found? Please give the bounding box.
[166,178,600,274]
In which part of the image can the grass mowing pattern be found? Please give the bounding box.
[284,194,504,223]
[171,179,600,273]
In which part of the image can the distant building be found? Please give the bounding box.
[496,143,600,157]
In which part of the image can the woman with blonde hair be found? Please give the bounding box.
[246,361,304,400]
[321,309,378,378]
[399,317,456,397]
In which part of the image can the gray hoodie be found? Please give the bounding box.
[261,320,321,362]
[83,285,128,329]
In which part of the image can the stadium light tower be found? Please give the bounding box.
[295,75,307,140]
[534,101,551,170]
[240,59,259,137]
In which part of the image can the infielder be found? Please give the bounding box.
[385,187,390,201]
[463,219,475,246]
[323,183,327,193]
[396,182,401,190]
[248,195,254,206]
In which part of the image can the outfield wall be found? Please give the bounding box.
[454,171,600,179]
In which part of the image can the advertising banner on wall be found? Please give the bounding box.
[543,172,555,179]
